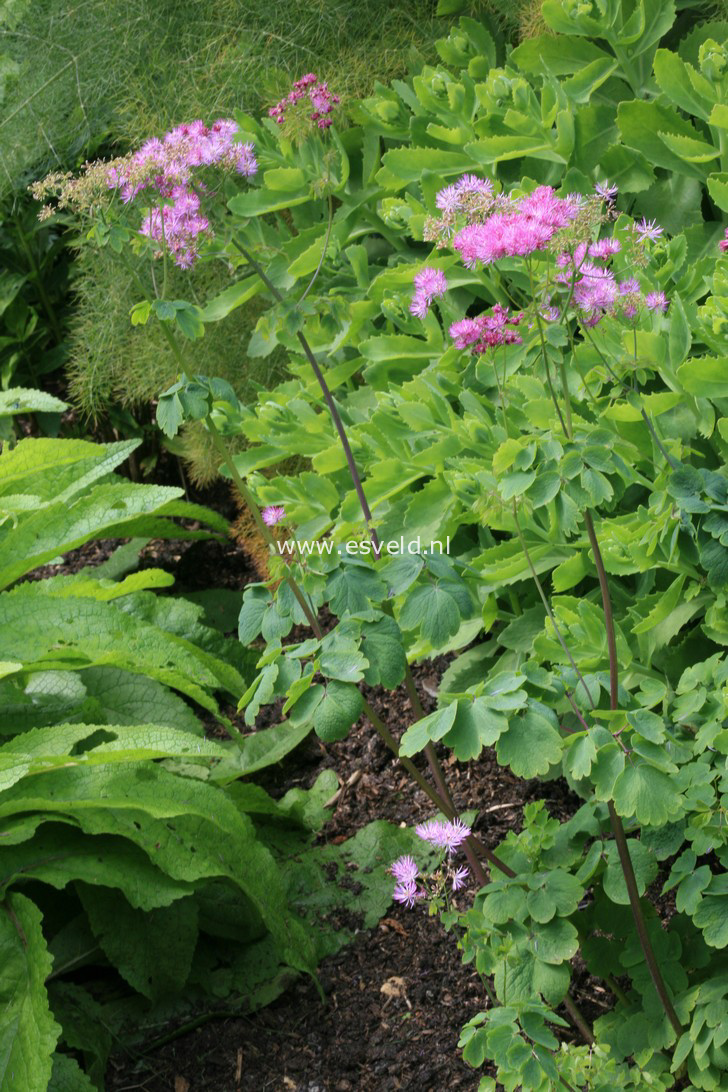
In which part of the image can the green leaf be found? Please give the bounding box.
[618,101,712,179]
[399,701,457,757]
[0,388,68,417]
[677,357,728,399]
[613,762,684,826]
[48,1053,96,1092]
[496,709,563,778]
[360,616,406,689]
[313,682,363,742]
[399,584,461,647]
[325,566,386,615]
[229,719,312,776]
[0,763,316,973]
[0,586,240,717]
[0,826,194,909]
[669,293,691,368]
[79,887,198,1001]
[0,892,60,1092]
[0,481,183,590]
[443,698,508,762]
[531,918,579,965]
[693,894,728,948]
[526,870,583,924]
[707,172,728,214]
[238,585,272,644]
[603,839,658,905]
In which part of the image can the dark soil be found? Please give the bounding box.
[91,519,607,1092]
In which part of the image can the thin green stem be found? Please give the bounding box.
[558,359,573,438]
[528,260,567,435]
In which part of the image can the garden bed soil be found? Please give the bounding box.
[87,518,607,1092]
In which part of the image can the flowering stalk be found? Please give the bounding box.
[231,239,382,555]
[422,173,686,1042]
[540,326,684,1042]
[230,239,482,876]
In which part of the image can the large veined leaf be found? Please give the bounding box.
[0,482,183,589]
[0,892,60,1092]
[48,1053,96,1092]
[0,437,137,503]
[112,590,255,691]
[0,586,243,716]
[0,826,195,910]
[0,389,69,417]
[78,888,199,1001]
[0,762,316,974]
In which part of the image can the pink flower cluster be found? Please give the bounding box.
[568,264,668,326]
[721,228,728,253]
[553,237,668,326]
[269,73,340,130]
[390,817,472,908]
[410,267,447,318]
[449,305,523,353]
[108,119,257,267]
[453,186,581,268]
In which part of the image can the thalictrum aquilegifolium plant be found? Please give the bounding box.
[33,43,728,1090]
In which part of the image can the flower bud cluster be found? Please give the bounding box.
[450,305,524,353]
[269,73,340,131]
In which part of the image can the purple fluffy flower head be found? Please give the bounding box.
[107,117,257,267]
[415,816,471,855]
[646,290,669,313]
[595,180,618,202]
[572,263,618,326]
[452,185,580,270]
[391,855,419,884]
[410,267,447,319]
[262,505,286,527]
[589,237,621,260]
[635,218,663,243]
[393,880,419,908]
[720,228,728,253]
[451,866,470,892]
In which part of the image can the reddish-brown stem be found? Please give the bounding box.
[583,510,683,1040]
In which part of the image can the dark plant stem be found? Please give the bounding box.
[562,993,594,1046]
[362,700,512,884]
[232,239,380,554]
[232,239,476,878]
[583,509,683,1040]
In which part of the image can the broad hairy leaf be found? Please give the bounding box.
[0,892,60,1092]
